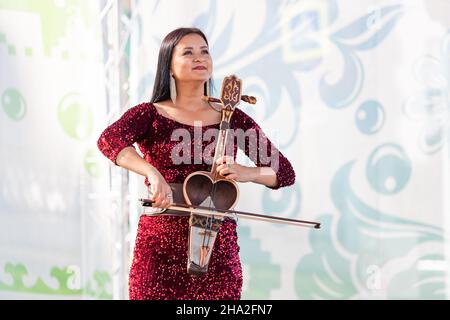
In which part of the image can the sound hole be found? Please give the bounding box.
[185,174,238,210]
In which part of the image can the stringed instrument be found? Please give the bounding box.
[183,75,243,275]
[140,75,320,276]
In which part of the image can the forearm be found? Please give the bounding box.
[116,146,158,177]
[247,166,278,188]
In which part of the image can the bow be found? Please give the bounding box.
[139,198,321,229]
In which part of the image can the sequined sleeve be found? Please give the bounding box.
[97,102,153,165]
[233,108,296,190]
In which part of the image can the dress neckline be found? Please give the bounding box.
[149,102,221,128]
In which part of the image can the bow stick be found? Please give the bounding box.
[139,199,321,229]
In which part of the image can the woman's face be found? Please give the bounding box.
[171,33,212,83]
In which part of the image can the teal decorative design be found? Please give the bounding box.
[296,159,444,299]
[387,253,447,299]
[334,161,442,292]
[191,2,403,148]
[355,100,385,135]
[403,32,450,154]
[238,225,280,299]
[262,182,301,224]
[2,88,26,120]
[335,161,441,250]
[366,143,411,195]
[320,5,404,109]
[295,214,357,299]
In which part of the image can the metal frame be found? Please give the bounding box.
[99,0,133,300]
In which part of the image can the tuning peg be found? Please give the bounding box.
[241,95,257,104]
[202,95,257,105]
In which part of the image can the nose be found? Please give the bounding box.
[193,53,205,62]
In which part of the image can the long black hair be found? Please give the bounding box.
[150,27,213,103]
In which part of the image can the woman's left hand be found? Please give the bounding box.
[215,155,254,183]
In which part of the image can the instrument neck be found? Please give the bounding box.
[210,108,234,177]
[210,121,230,176]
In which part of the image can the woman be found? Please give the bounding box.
[97,27,296,300]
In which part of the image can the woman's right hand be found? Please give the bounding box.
[146,170,173,209]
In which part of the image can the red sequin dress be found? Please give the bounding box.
[97,102,295,300]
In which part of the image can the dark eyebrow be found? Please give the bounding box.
[182,46,209,50]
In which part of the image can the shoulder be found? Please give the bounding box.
[124,101,155,117]
[232,106,260,130]
[114,102,156,126]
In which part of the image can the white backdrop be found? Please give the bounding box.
[1,0,449,299]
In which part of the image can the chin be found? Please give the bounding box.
[189,76,210,82]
